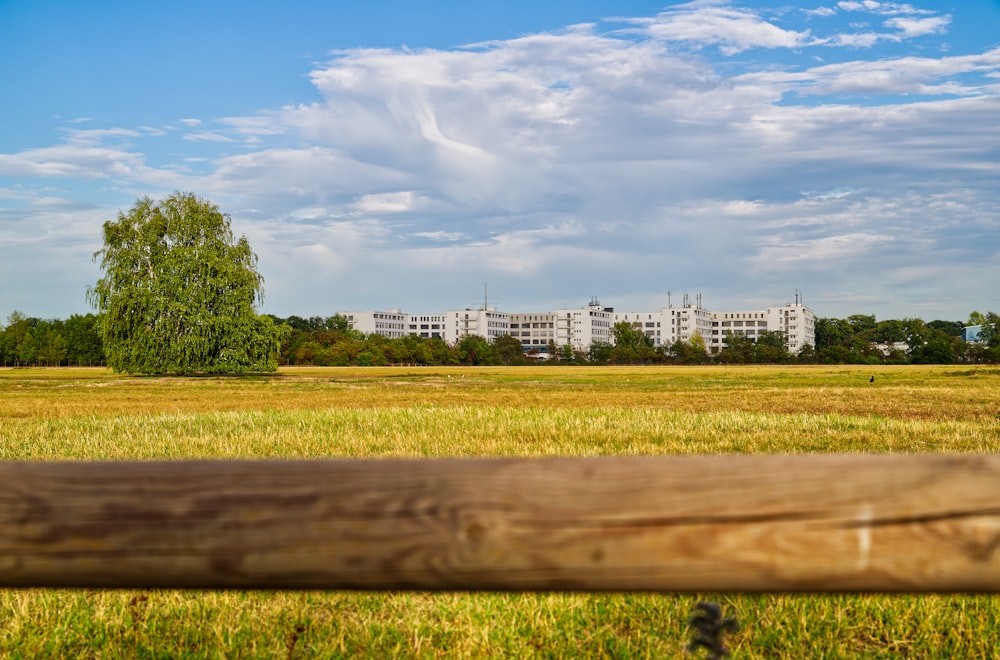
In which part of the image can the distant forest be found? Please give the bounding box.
[1,310,998,368]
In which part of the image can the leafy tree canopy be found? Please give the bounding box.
[457,334,500,366]
[968,311,988,327]
[610,321,659,364]
[88,192,286,374]
[494,334,530,365]
[612,321,653,350]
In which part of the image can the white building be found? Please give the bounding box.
[444,307,510,344]
[553,298,614,352]
[614,311,666,345]
[509,312,557,355]
[708,298,815,353]
[617,293,815,354]
[768,300,815,353]
[341,309,407,338]
[407,314,446,339]
[709,309,772,349]
[615,295,714,348]
[672,304,715,345]
[339,291,815,354]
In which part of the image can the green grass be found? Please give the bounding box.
[2,365,1000,657]
[5,590,1000,658]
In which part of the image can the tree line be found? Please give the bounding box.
[3,310,998,368]
[0,312,105,367]
[810,313,999,365]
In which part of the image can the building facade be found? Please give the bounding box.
[407,314,446,339]
[509,312,557,354]
[342,293,816,354]
[614,299,714,348]
[341,310,408,339]
[553,299,614,351]
[962,325,983,342]
[443,307,510,344]
[706,301,815,353]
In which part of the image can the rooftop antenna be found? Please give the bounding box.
[795,289,800,305]
[668,290,672,308]
[471,283,501,311]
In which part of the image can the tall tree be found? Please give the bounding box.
[34,320,67,366]
[980,312,1000,346]
[968,311,988,327]
[588,340,612,364]
[928,319,964,337]
[88,192,286,374]
[610,321,657,364]
[494,334,529,365]
[754,330,791,363]
[909,329,958,364]
[1,312,25,365]
[457,334,499,366]
[873,319,907,344]
[2,312,35,366]
[687,332,708,362]
[667,335,708,365]
[847,314,877,333]
[716,331,755,364]
[63,313,105,366]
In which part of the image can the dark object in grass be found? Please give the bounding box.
[687,600,740,659]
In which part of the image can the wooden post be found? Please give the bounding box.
[2,455,1000,591]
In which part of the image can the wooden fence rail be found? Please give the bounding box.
[3,455,1000,591]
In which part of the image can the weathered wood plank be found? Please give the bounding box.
[3,455,1000,591]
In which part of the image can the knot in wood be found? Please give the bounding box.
[955,516,1000,563]
[464,522,487,544]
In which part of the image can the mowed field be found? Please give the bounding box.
[2,364,1000,657]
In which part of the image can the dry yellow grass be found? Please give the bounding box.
[2,364,996,421]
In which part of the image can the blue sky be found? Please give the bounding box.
[2,0,999,323]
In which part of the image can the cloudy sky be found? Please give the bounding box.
[2,0,999,323]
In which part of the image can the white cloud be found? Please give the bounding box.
[218,116,289,138]
[413,230,465,241]
[722,200,766,215]
[832,31,883,47]
[737,47,1000,97]
[884,14,950,38]
[352,191,422,214]
[635,5,812,54]
[824,1,949,47]
[0,144,145,178]
[804,7,837,19]
[837,1,936,16]
[182,131,237,143]
[838,1,875,11]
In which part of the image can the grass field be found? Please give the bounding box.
[2,364,1000,657]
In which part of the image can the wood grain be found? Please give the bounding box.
[3,455,1000,591]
